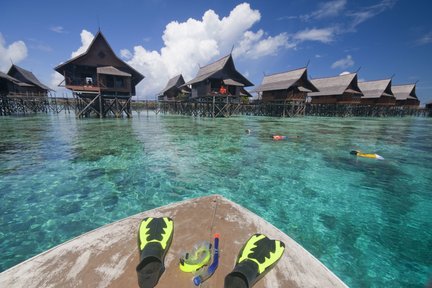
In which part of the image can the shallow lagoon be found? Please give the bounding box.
[0,112,431,287]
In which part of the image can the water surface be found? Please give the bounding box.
[0,113,431,287]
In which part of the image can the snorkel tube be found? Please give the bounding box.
[193,233,220,286]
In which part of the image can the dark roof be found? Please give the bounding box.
[0,71,17,82]
[392,84,417,100]
[0,71,20,83]
[159,74,186,94]
[55,31,144,85]
[7,65,51,90]
[308,73,362,97]
[185,54,253,87]
[253,67,318,92]
[358,79,394,99]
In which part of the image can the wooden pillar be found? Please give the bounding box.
[212,95,215,118]
[99,94,103,118]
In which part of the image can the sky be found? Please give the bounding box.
[1,0,431,104]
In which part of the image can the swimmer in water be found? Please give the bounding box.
[350,150,384,160]
[272,135,287,141]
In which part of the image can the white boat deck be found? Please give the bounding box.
[0,195,347,287]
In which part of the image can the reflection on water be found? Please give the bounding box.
[0,113,431,287]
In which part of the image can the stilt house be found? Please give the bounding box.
[308,73,363,104]
[184,54,253,100]
[158,74,190,101]
[54,31,144,118]
[0,71,29,96]
[179,54,253,117]
[392,84,420,107]
[1,65,50,96]
[358,79,395,105]
[254,68,318,103]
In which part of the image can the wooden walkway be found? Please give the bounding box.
[159,101,430,118]
[1,94,430,117]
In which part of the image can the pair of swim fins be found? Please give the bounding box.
[136,217,285,288]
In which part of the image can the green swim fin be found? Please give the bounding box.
[136,216,174,288]
[224,233,285,288]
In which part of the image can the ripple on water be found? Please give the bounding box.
[0,114,431,288]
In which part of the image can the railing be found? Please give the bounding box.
[65,77,130,93]
[5,92,48,98]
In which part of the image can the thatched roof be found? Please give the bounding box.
[253,67,318,92]
[7,65,51,90]
[160,74,186,95]
[55,31,144,85]
[358,79,394,99]
[392,84,417,101]
[185,54,253,87]
[308,73,362,97]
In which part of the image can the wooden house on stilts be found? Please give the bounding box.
[158,74,192,115]
[0,71,35,98]
[358,79,395,106]
[392,84,420,107]
[307,73,363,116]
[253,68,318,117]
[54,31,144,118]
[6,65,51,96]
[308,73,362,104]
[158,74,190,101]
[183,54,253,117]
[357,79,396,116]
[0,65,51,115]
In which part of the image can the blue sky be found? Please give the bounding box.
[1,0,431,104]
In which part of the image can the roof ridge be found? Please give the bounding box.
[392,83,415,87]
[264,66,307,77]
[198,54,231,69]
[310,73,356,80]
[358,78,391,83]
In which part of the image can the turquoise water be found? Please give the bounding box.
[0,113,431,287]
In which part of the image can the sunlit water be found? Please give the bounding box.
[0,112,431,287]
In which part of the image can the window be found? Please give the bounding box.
[115,77,124,88]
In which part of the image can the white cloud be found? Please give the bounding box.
[233,30,293,59]
[417,32,432,45]
[120,49,132,59]
[0,33,28,71]
[281,0,346,21]
[50,70,65,88]
[71,30,94,58]
[340,71,351,75]
[348,0,396,29]
[294,28,335,43]
[332,55,354,69]
[50,26,66,33]
[303,0,347,21]
[122,3,292,99]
